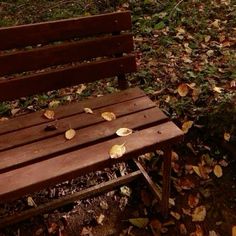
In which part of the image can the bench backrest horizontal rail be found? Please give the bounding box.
[0,11,132,50]
[0,56,136,101]
[0,11,136,101]
[0,34,133,76]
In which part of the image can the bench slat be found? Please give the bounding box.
[0,121,183,201]
[0,107,168,173]
[0,34,133,76]
[0,96,155,151]
[0,56,136,102]
[0,11,131,50]
[0,88,145,135]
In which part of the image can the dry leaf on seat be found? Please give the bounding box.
[84,107,94,114]
[101,112,116,121]
[116,128,133,137]
[65,129,76,140]
[109,143,126,159]
[43,110,55,120]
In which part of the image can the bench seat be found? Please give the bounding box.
[0,87,183,202]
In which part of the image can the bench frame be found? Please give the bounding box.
[0,11,183,227]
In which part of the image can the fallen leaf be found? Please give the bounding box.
[81,227,93,236]
[213,165,223,178]
[43,110,55,120]
[120,186,132,197]
[179,223,187,235]
[182,121,194,134]
[116,128,133,137]
[109,143,126,159]
[48,222,58,234]
[232,226,236,236]
[192,205,206,222]
[76,84,87,94]
[212,19,220,28]
[128,218,149,229]
[204,35,211,43]
[188,194,200,208]
[27,196,37,207]
[192,166,201,178]
[84,107,94,114]
[178,83,189,97]
[190,225,203,236]
[224,132,230,142]
[11,108,21,116]
[213,86,223,93]
[170,211,181,220]
[209,230,218,236]
[96,214,105,225]
[101,112,116,121]
[65,129,76,140]
[0,117,8,122]
[49,100,60,109]
[149,219,162,236]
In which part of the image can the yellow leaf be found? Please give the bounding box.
[128,218,149,229]
[116,128,133,137]
[49,100,60,109]
[232,226,236,236]
[224,132,230,142]
[213,165,223,178]
[178,83,189,97]
[27,196,37,207]
[65,129,76,140]
[182,121,194,134]
[192,205,206,222]
[192,166,201,178]
[84,107,94,114]
[43,110,55,120]
[170,211,181,220]
[101,112,116,121]
[109,143,126,159]
[213,86,223,93]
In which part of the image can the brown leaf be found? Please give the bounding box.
[149,219,161,236]
[109,143,126,159]
[188,194,200,208]
[179,223,187,235]
[65,129,76,140]
[96,214,105,225]
[192,205,206,222]
[170,211,181,220]
[43,110,55,120]
[101,112,116,121]
[213,165,223,178]
[224,132,230,142]
[27,196,37,207]
[178,83,189,97]
[116,128,133,137]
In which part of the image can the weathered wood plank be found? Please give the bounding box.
[0,56,136,102]
[0,107,168,172]
[0,11,132,50]
[0,34,133,76]
[0,121,183,201]
[0,88,145,135]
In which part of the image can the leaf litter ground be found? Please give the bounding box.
[0,0,236,235]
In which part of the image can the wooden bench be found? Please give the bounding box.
[0,11,183,227]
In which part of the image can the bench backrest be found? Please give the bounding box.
[0,11,136,102]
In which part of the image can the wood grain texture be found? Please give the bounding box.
[0,56,136,101]
[0,121,183,201]
[0,11,132,50]
[0,87,145,135]
[0,34,133,76]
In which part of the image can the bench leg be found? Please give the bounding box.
[161,146,172,218]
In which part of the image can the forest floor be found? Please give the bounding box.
[0,0,236,236]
